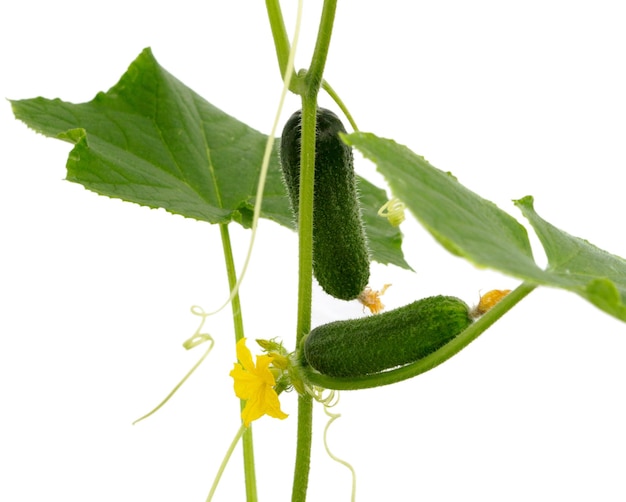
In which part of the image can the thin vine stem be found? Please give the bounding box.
[210,4,303,496]
[206,425,246,501]
[321,80,358,131]
[219,223,257,502]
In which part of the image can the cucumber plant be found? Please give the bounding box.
[8,1,626,501]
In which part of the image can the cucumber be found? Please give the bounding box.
[303,296,472,377]
[280,108,370,300]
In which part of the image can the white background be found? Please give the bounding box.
[2,1,626,501]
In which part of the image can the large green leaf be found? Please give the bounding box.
[345,132,626,322]
[515,196,626,321]
[344,132,547,281]
[11,47,290,228]
[11,48,410,269]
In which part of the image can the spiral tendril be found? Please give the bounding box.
[132,306,215,425]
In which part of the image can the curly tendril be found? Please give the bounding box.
[377,197,406,227]
[323,405,357,502]
[306,385,339,407]
[132,306,214,425]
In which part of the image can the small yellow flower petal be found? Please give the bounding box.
[230,338,288,427]
[230,364,258,400]
[254,354,277,383]
[258,387,289,421]
[241,385,288,426]
[235,337,255,371]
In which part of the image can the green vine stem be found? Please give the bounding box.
[291,1,338,501]
[301,282,537,390]
[291,96,315,502]
[219,223,257,502]
[303,1,337,99]
[266,0,355,127]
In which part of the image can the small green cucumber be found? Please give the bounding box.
[303,296,472,378]
[280,108,370,300]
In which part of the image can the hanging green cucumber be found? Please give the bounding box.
[280,108,370,301]
[302,295,473,378]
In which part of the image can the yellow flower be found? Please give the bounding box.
[230,338,288,427]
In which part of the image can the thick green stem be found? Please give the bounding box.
[302,282,538,390]
[291,393,314,501]
[291,97,316,502]
[291,2,338,501]
[219,223,257,502]
[295,101,316,346]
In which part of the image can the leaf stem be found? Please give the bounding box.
[321,80,358,131]
[219,223,257,502]
[292,1,338,501]
[301,282,537,390]
[265,0,301,93]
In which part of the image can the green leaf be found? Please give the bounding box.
[515,196,626,321]
[344,132,626,322]
[11,47,291,229]
[344,132,546,281]
[11,48,410,269]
